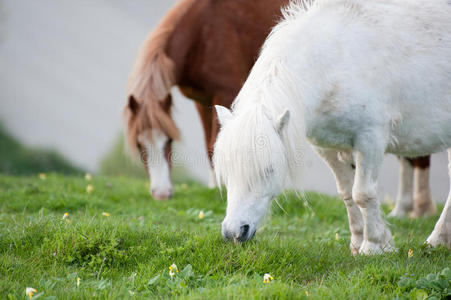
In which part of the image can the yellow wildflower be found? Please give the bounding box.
[385,195,395,210]
[85,173,93,181]
[180,183,188,189]
[38,173,46,180]
[62,212,69,220]
[408,249,413,259]
[263,273,274,283]
[86,184,94,194]
[25,287,37,299]
[102,212,110,217]
[169,263,178,277]
[335,233,339,241]
[77,277,81,287]
[198,211,204,220]
[305,291,310,296]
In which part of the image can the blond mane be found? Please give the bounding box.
[124,0,197,153]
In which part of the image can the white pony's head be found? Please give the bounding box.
[214,105,290,242]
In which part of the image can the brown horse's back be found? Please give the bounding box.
[167,0,290,102]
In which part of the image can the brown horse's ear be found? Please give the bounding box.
[128,95,140,114]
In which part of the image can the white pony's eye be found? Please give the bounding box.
[264,166,274,177]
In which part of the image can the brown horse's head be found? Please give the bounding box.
[123,94,180,200]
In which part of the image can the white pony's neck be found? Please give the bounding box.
[229,6,309,188]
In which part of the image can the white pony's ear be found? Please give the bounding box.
[276,110,290,134]
[215,105,233,126]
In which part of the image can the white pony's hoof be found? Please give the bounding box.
[359,240,397,255]
[350,235,364,255]
[410,203,437,219]
[207,180,218,189]
[359,241,384,255]
[208,169,217,189]
[426,231,450,248]
[388,207,409,218]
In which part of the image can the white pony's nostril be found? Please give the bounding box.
[240,224,250,239]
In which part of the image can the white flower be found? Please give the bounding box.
[25,287,37,299]
[86,184,94,194]
[85,173,93,181]
[169,263,178,277]
[198,211,204,220]
[263,273,274,283]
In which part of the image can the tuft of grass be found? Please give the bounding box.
[0,124,82,175]
[0,174,449,299]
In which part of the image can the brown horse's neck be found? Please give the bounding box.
[164,0,290,164]
[166,0,290,103]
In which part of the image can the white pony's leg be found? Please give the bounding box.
[314,147,363,255]
[208,166,217,188]
[426,149,451,247]
[353,144,396,255]
[389,157,414,217]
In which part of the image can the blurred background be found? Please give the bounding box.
[0,0,448,202]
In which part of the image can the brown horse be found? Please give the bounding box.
[124,0,290,200]
[391,156,436,218]
[124,0,437,214]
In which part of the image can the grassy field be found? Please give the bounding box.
[0,174,450,299]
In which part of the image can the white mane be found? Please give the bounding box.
[214,2,314,194]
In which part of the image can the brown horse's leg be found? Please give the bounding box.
[389,156,414,217]
[409,155,436,218]
[194,102,218,187]
[194,102,214,160]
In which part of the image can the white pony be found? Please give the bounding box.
[213,0,451,254]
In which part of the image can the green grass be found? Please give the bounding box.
[0,174,449,299]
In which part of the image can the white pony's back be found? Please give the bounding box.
[287,0,451,155]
